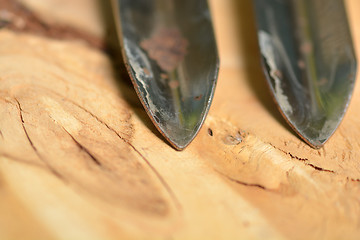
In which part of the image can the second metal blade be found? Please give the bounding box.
[254,0,357,148]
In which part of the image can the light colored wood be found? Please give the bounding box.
[0,0,360,239]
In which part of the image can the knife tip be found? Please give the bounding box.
[161,124,203,151]
[303,137,326,149]
[294,121,340,149]
[169,140,191,151]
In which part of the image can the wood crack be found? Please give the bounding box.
[216,170,272,192]
[269,143,336,173]
[14,97,66,181]
[347,177,360,183]
[59,126,103,167]
[305,163,335,173]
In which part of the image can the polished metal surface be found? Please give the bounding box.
[112,0,219,150]
[253,0,357,148]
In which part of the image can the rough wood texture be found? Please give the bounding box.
[1,0,360,239]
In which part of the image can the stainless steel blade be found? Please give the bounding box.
[111,0,219,150]
[253,0,357,148]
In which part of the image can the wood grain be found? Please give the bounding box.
[0,0,360,239]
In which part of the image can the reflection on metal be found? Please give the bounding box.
[112,0,219,150]
[254,0,357,148]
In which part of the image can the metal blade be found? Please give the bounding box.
[111,0,219,150]
[253,0,357,148]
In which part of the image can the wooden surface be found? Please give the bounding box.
[1,0,360,239]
